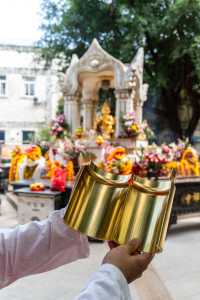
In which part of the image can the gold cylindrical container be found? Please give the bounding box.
[113,176,175,253]
[64,163,130,240]
[64,162,176,253]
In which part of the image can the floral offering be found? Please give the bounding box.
[106,146,127,161]
[99,146,133,175]
[50,161,66,192]
[63,139,86,163]
[60,138,95,172]
[122,112,141,137]
[132,150,170,178]
[30,183,45,192]
[74,127,85,139]
[9,146,25,182]
[25,145,42,164]
[65,160,75,181]
[166,146,200,177]
[41,151,53,179]
[51,114,69,139]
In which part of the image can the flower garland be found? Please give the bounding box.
[42,152,53,179]
[65,160,75,181]
[9,146,25,182]
[166,147,200,177]
[25,145,42,164]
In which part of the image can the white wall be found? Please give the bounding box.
[0,45,61,145]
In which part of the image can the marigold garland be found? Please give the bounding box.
[9,146,25,182]
[65,160,74,181]
[106,147,126,161]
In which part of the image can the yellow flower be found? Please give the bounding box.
[65,160,74,181]
[107,147,126,161]
[120,160,133,175]
[25,145,42,162]
[96,135,104,145]
[130,124,139,132]
[9,146,25,182]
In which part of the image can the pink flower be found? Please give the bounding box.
[162,145,170,154]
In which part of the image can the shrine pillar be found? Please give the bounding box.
[115,89,133,137]
[64,93,81,133]
[134,101,143,124]
[81,82,99,131]
[82,97,98,131]
[82,99,94,131]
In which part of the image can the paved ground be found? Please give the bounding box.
[0,194,200,300]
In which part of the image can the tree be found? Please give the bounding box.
[38,0,200,140]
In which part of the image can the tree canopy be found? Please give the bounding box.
[39,0,200,140]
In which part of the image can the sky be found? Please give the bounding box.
[0,0,42,45]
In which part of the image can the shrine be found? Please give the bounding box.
[63,39,148,137]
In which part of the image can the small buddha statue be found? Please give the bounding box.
[95,101,115,139]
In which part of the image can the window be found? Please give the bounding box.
[23,77,35,97]
[0,75,6,96]
[0,131,5,143]
[22,131,35,144]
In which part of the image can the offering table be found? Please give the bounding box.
[169,176,200,226]
[10,179,73,224]
[15,187,63,224]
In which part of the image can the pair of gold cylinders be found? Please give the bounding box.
[64,163,176,253]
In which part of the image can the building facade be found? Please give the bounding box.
[0,44,61,146]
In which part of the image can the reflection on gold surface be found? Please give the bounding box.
[64,162,176,253]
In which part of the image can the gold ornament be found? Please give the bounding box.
[95,101,115,139]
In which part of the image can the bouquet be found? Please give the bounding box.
[51,114,69,139]
[122,112,141,137]
[99,146,133,175]
[132,145,171,178]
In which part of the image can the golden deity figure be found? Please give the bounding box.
[95,101,115,139]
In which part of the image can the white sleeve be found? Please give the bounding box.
[0,208,89,289]
[74,264,132,300]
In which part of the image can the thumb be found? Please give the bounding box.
[126,239,141,255]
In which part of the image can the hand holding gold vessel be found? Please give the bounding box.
[64,162,176,253]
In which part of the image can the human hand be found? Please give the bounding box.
[107,240,119,249]
[103,239,153,283]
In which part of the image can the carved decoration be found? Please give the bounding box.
[78,39,125,74]
[64,54,79,95]
[129,48,149,106]
[63,39,148,135]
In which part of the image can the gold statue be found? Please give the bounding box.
[95,101,115,139]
